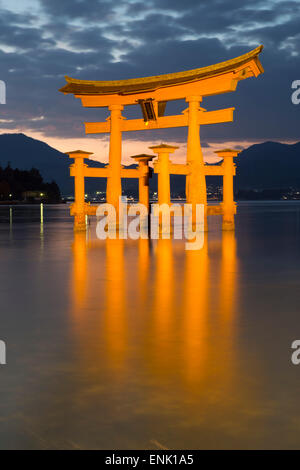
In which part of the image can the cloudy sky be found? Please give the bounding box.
[0,0,299,163]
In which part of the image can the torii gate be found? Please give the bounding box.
[60,45,264,231]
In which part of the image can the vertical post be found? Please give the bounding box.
[106,104,124,219]
[105,238,127,367]
[72,232,88,308]
[150,144,178,206]
[186,95,207,226]
[74,155,86,231]
[138,238,151,305]
[65,150,93,231]
[214,149,240,230]
[220,230,237,320]
[40,203,44,235]
[139,161,150,209]
[131,154,154,209]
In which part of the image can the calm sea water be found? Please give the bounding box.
[0,202,300,450]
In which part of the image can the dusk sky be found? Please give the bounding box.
[0,0,299,163]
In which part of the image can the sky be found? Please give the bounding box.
[0,0,299,163]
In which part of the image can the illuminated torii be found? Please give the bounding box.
[60,45,263,230]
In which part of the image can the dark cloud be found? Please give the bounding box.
[0,8,54,50]
[0,0,299,144]
[39,0,114,21]
[123,13,190,43]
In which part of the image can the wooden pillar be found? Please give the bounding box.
[150,144,178,205]
[131,154,154,209]
[138,238,151,305]
[106,104,123,217]
[214,149,240,230]
[72,231,88,307]
[65,150,93,231]
[186,95,207,225]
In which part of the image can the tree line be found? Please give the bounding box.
[0,164,61,203]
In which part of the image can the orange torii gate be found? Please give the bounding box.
[60,45,264,231]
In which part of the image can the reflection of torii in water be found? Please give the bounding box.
[70,230,239,390]
[60,46,264,231]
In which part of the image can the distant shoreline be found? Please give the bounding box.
[1,199,300,206]
[0,201,66,205]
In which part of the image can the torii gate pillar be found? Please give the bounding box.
[186,95,207,227]
[106,104,124,217]
[131,154,154,209]
[151,144,178,206]
[65,150,93,231]
[215,149,240,230]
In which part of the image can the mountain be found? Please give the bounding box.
[0,133,106,194]
[236,141,300,190]
[0,133,300,196]
[149,141,300,194]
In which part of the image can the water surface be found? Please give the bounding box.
[0,202,300,449]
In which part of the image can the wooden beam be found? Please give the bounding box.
[200,107,234,125]
[85,107,235,134]
[169,163,189,175]
[77,72,238,108]
[71,166,143,179]
[121,168,140,178]
[83,167,110,178]
[204,165,224,176]
[85,114,186,134]
[70,161,229,179]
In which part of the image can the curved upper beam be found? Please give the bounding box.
[59,45,263,96]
